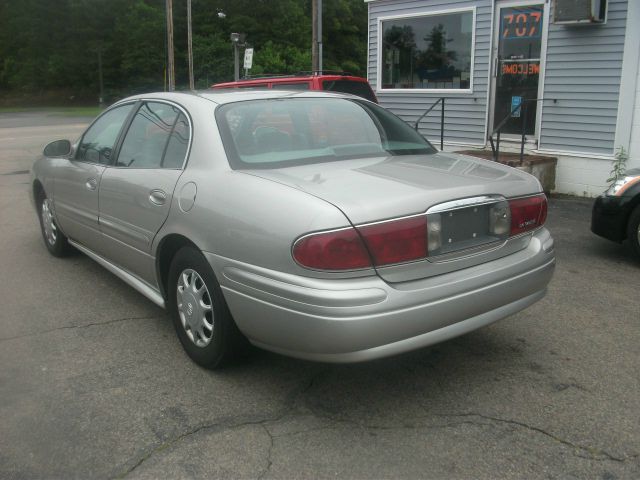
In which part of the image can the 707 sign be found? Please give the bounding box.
[502,8,543,39]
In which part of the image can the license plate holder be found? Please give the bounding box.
[439,205,493,253]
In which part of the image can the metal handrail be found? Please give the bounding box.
[414,97,446,150]
[488,98,545,163]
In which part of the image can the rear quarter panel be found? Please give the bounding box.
[159,168,360,278]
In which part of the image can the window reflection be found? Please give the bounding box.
[381,11,474,90]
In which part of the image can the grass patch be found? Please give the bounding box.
[0,106,102,116]
[51,106,102,117]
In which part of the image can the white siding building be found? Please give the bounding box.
[366,0,640,196]
[628,18,640,170]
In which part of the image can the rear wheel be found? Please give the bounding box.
[37,192,72,257]
[627,205,640,258]
[167,246,248,369]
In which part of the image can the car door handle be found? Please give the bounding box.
[85,178,98,190]
[149,189,167,206]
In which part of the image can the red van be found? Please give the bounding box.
[212,71,378,103]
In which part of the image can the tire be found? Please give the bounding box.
[627,205,640,259]
[37,191,73,257]
[167,246,249,369]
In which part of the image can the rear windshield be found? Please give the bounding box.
[272,82,311,90]
[237,84,269,89]
[216,98,436,169]
[322,79,377,102]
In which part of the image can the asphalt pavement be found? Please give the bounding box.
[0,110,638,479]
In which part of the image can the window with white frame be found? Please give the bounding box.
[380,9,474,91]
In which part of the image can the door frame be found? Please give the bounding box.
[488,0,551,142]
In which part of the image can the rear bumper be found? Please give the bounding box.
[206,228,555,363]
[591,195,629,242]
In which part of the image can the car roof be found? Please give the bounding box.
[213,74,369,89]
[117,89,362,106]
[197,89,362,104]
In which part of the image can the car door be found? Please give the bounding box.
[53,103,135,251]
[98,101,191,284]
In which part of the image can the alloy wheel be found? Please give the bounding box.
[176,269,214,347]
[41,198,57,246]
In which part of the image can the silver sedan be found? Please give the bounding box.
[31,90,555,368]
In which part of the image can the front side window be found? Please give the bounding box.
[216,98,436,169]
[380,10,474,91]
[116,102,182,168]
[76,103,134,164]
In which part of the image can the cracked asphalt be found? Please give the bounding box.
[0,111,639,479]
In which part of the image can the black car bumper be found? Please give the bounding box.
[591,195,630,242]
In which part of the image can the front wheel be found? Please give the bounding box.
[627,205,640,258]
[37,193,72,257]
[167,246,248,369]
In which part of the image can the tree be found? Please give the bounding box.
[250,41,311,75]
[421,24,457,70]
[112,0,166,93]
[0,0,371,104]
[322,0,368,75]
[382,25,416,85]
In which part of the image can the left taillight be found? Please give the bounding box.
[292,216,429,271]
[292,227,372,270]
[509,194,547,236]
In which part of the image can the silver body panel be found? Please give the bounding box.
[69,239,165,308]
[244,152,539,225]
[52,160,105,251]
[209,228,554,362]
[31,90,555,363]
[99,167,183,284]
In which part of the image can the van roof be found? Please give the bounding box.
[212,72,369,89]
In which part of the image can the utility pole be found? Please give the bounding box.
[312,0,318,72]
[187,0,194,90]
[311,0,323,72]
[234,42,240,81]
[166,0,175,91]
[230,33,245,81]
[97,48,104,109]
[318,0,323,71]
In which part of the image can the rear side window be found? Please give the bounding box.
[272,82,311,90]
[322,80,377,102]
[76,104,134,164]
[115,102,186,169]
[162,113,190,168]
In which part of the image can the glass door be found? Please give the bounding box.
[492,3,545,136]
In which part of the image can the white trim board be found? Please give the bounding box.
[613,0,640,155]
[534,149,614,161]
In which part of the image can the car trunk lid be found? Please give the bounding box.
[244,152,543,282]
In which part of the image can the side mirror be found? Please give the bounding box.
[43,139,71,157]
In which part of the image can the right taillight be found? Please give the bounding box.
[509,194,547,236]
